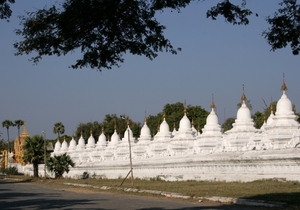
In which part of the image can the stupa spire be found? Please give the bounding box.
[184,107,187,115]
[270,103,273,113]
[241,84,247,101]
[20,121,29,137]
[211,94,216,109]
[281,73,288,91]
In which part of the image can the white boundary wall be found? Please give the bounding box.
[61,148,300,182]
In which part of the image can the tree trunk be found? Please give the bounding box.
[33,163,39,177]
[6,128,10,152]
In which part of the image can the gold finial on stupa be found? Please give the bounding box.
[163,112,166,119]
[241,84,247,101]
[270,103,273,111]
[144,111,147,123]
[197,125,201,132]
[184,107,187,115]
[211,94,216,108]
[281,73,288,91]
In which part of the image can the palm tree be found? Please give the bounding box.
[23,135,45,177]
[47,153,75,178]
[14,120,24,144]
[53,122,65,140]
[2,120,15,152]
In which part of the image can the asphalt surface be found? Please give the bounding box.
[0,179,266,210]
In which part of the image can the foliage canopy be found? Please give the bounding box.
[1,0,297,71]
[0,0,14,20]
[53,122,65,139]
[47,153,75,178]
[23,135,46,177]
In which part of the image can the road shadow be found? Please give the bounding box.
[242,192,300,206]
[0,186,111,210]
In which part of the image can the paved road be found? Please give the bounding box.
[0,179,261,210]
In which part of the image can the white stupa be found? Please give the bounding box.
[170,108,194,155]
[150,114,172,157]
[96,127,107,149]
[61,138,68,152]
[197,97,222,153]
[265,78,300,149]
[86,130,96,149]
[103,126,120,160]
[54,139,61,153]
[267,104,275,126]
[134,117,152,158]
[153,114,172,142]
[77,132,86,150]
[224,86,257,151]
[117,122,136,160]
[68,136,77,151]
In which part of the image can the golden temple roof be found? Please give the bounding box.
[20,122,29,138]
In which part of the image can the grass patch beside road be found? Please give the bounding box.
[46,177,300,205]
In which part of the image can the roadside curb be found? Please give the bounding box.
[63,182,286,208]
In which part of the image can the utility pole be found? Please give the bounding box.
[127,126,134,186]
[42,130,46,179]
[120,116,134,186]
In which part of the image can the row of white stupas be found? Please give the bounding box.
[52,80,300,163]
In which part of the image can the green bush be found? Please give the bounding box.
[0,166,20,175]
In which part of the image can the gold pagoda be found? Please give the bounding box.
[13,123,29,165]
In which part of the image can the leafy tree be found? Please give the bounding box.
[222,117,235,132]
[146,113,164,137]
[0,139,7,151]
[263,0,300,55]
[186,104,210,130]
[47,153,75,178]
[2,120,15,152]
[0,0,14,20]
[75,115,141,142]
[146,102,209,135]
[14,120,24,144]
[164,102,185,129]
[53,122,65,140]
[23,135,46,177]
[75,121,102,142]
[161,103,208,131]
[262,101,277,121]
[10,0,300,71]
[252,111,264,129]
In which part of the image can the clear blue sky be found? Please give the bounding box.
[1,1,300,140]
